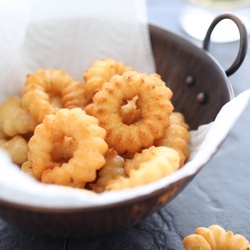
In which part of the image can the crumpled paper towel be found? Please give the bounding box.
[0,0,249,209]
[0,0,155,104]
[0,0,31,103]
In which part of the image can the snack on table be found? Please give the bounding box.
[155,112,191,167]
[85,71,174,154]
[106,146,180,190]
[22,108,108,188]
[83,58,133,102]
[183,224,250,250]
[0,96,37,137]
[22,69,87,123]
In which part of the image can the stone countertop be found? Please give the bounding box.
[1,1,250,249]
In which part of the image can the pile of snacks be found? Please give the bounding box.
[0,58,190,193]
[183,224,250,249]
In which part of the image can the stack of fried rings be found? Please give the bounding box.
[22,69,87,123]
[0,58,190,191]
[85,71,174,154]
[22,108,108,188]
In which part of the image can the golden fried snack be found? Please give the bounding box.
[155,112,190,167]
[0,96,37,137]
[106,146,180,190]
[85,71,174,154]
[83,58,133,102]
[22,69,87,123]
[22,108,108,188]
[0,130,5,139]
[169,111,189,130]
[0,135,28,165]
[183,225,250,250]
[21,161,35,178]
[89,149,125,193]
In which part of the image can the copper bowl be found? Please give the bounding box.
[0,13,247,238]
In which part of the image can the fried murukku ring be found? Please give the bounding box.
[83,58,133,102]
[22,69,87,123]
[22,108,108,188]
[85,71,174,154]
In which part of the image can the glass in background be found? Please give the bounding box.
[179,0,250,42]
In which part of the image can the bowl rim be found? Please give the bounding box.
[149,23,234,101]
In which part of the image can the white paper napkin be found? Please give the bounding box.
[20,0,155,97]
[0,0,31,103]
[0,0,155,104]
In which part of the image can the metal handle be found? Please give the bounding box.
[203,13,248,77]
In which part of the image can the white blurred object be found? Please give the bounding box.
[179,0,250,42]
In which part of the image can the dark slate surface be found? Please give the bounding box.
[1,1,250,249]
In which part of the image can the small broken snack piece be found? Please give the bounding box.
[0,135,28,165]
[22,108,108,188]
[183,225,250,250]
[22,69,88,123]
[106,146,180,190]
[0,96,37,137]
[83,58,133,102]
